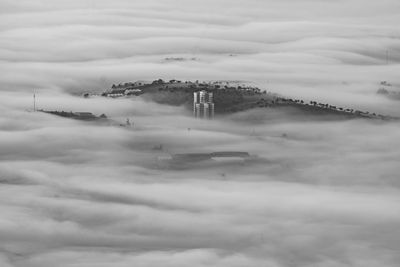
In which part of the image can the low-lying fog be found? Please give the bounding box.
[1,94,400,267]
[1,0,400,266]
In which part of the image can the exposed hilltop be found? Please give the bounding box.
[95,79,398,121]
[40,110,107,121]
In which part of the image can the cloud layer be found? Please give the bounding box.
[1,0,400,112]
[1,1,400,266]
[1,94,400,267]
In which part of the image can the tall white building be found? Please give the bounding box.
[193,90,214,119]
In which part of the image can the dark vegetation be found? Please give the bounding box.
[40,110,108,121]
[99,79,399,121]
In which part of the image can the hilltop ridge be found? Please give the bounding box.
[87,79,398,121]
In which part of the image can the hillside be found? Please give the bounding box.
[98,79,398,121]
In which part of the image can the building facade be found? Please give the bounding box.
[193,90,214,119]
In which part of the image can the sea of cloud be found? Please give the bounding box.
[1,0,400,266]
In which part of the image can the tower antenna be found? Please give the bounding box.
[33,90,36,112]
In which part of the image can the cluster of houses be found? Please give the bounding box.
[103,88,143,97]
[102,81,145,97]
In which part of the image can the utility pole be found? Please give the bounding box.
[33,91,36,112]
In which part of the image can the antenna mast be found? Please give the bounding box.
[33,91,36,111]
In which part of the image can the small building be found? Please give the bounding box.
[74,112,97,120]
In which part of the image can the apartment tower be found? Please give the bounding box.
[193,90,214,119]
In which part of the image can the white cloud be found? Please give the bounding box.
[1,0,400,266]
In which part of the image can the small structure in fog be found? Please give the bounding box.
[161,151,252,166]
